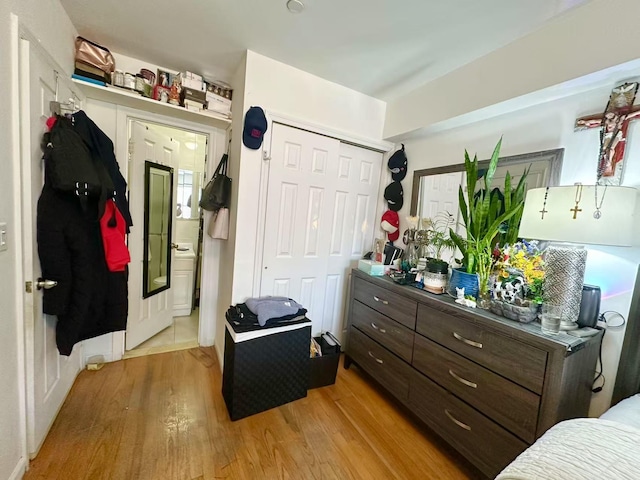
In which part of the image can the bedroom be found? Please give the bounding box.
[2,0,640,479]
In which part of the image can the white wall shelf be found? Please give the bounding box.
[72,78,232,130]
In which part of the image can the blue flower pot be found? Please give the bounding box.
[449,268,479,298]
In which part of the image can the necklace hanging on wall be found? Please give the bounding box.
[539,187,550,219]
[570,184,583,219]
[593,184,608,219]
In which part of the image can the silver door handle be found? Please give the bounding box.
[373,296,389,305]
[370,322,387,334]
[171,243,179,249]
[368,351,384,364]
[36,278,58,290]
[452,332,483,349]
[449,369,478,389]
[445,409,472,431]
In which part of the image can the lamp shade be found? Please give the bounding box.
[518,186,637,246]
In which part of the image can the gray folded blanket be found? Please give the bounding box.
[245,296,304,326]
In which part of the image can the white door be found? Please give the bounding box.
[126,121,180,350]
[261,124,383,338]
[493,161,550,195]
[19,39,83,457]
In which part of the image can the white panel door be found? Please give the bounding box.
[126,121,180,350]
[19,39,83,457]
[261,124,382,337]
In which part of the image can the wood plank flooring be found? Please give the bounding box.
[24,348,481,480]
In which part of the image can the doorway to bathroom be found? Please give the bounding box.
[125,120,209,358]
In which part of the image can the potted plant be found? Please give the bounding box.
[449,138,529,307]
[490,241,544,322]
[421,213,456,293]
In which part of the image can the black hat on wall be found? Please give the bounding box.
[243,106,268,149]
[384,181,404,212]
[388,144,408,181]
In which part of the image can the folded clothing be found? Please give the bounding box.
[245,297,304,326]
[226,303,308,333]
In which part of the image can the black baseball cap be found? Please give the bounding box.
[388,144,407,181]
[243,106,268,149]
[384,181,404,212]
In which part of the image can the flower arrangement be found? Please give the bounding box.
[493,240,544,306]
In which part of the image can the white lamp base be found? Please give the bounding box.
[559,319,579,331]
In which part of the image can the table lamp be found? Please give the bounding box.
[518,185,637,330]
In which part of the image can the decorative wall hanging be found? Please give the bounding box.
[575,81,640,186]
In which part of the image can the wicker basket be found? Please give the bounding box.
[490,300,539,323]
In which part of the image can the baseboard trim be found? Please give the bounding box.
[9,456,27,480]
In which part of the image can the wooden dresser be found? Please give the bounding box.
[345,269,602,478]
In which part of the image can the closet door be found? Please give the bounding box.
[260,124,382,337]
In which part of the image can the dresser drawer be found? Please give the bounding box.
[353,277,417,329]
[413,334,540,443]
[416,304,547,394]
[351,300,414,363]
[348,327,411,401]
[409,370,528,478]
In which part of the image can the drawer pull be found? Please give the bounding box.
[370,322,387,334]
[452,332,483,349]
[368,351,384,364]
[445,409,472,431]
[373,296,389,305]
[449,369,478,389]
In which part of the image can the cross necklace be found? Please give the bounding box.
[539,187,549,219]
[570,184,583,219]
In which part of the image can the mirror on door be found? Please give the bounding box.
[143,160,174,298]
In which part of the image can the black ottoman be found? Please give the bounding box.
[222,320,311,421]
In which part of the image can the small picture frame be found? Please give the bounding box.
[157,69,171,88]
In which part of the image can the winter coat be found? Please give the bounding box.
[72,110,133,231]
[37,185,128,355]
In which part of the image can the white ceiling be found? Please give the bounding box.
[60,0,591,100]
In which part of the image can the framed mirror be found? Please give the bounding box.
[410,148,565,218]
[143,161,174,299]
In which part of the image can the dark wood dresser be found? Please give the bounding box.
[344,269,602,478]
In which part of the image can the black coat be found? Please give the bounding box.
[72,110,133,231]
[37,113,129,356]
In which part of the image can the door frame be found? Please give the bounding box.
[251,110,394,299]
[114,106,227,358]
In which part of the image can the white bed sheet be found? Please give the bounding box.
[495,418,640,480]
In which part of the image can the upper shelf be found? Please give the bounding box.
[72,78,232,130]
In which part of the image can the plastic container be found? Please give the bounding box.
[113,70,124,87]
[134,74,145,93]
[123,72,135,90]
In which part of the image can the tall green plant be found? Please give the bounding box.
[449,139,528,297]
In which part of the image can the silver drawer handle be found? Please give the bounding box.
[452,332,483,349]
[36,278,58,290]
[445,409,472,431]
[368,351,384,364]
[449,369,478,389]
[373,296,389,305]
[370,322,387,334]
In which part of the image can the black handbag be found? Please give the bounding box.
[200,153,231,211]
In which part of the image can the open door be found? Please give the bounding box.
[126,121,180,350]
[19,38,83,457]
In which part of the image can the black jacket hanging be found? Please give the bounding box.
[72,110,133,231]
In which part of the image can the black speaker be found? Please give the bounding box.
[577,284,601,328]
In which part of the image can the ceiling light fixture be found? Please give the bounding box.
[286,0,305,14]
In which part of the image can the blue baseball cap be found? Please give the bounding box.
[243,106,268,150]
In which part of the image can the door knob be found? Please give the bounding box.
[171,243,179,249]
[36,278,58,290]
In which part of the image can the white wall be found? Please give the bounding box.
[397,80,640,417]
[213,50,388,365]
[1,1,77,478]
[384,0,640,140]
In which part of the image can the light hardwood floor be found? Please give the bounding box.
[24,348,480,480]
